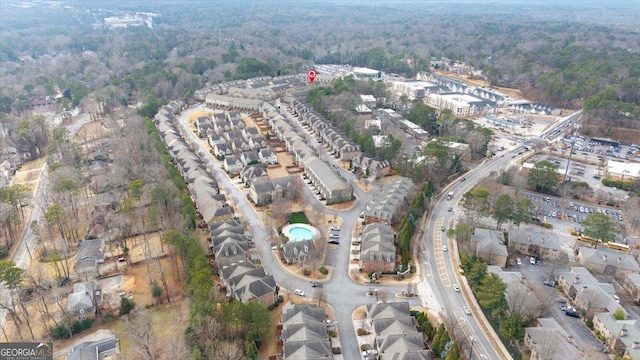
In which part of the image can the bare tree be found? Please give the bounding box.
[313,287,327,307]
[314,237,328,265]
[377,290,391,303]
[535,334,560,360]
[213,341,244,360]
[529,287,555,318]
[506,282,530,317]
[122,307,156,360]
[542,251,569,283]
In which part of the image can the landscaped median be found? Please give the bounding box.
[450,220,514,360]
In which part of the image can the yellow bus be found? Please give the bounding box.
[605,242,630,252]
[577,235,601,246]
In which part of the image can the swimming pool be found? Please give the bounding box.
[282,223,321,243]
[288,227,313,242]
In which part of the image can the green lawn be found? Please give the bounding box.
[288,211,310,224]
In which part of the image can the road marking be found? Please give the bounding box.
[433,217,450,286]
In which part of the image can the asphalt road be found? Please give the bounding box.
[424,150,522,360]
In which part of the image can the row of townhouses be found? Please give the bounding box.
[364,302,431,359]
[211,219,278,306]
[278,303,333,359]
[359,177,413,274]
[289,99,361,161]
[156,101,278,307]
[195,73,332,103]
[257,102,353,205]
[154,107,236,227]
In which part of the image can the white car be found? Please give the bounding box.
[452,284,460,292]
[442,245,448,252]
[330,226,341,231]
[515,258,522,266]
[294,289,305,297]
[463,306,472,315]
[530,256,536,265]
[329,233,340,239]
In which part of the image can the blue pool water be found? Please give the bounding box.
[289,227,313,242]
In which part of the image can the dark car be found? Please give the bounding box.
[543,280,555,287]
[565,310,580,318]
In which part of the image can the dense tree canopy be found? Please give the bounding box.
[527,160,560,194]
[582,212,617,242]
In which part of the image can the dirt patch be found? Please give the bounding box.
[586,126,640,145]
[185,109,213,123]
[72,121,110,143]
[11,158,44,185]
[116,234,184,308]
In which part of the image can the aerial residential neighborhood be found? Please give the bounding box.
[1,1,639,360]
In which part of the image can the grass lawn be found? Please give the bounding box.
[288,211,310,224]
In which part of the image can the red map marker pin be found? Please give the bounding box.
[307,69,316,83]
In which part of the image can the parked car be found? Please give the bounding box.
[448,207,453,212]
[452,284,460,292]
[330,226,341,231]
[329,233,340,239]
[294,289,305,297]
[328,239,339,244]
[530,256,536,265]
[442,245,448,252]
[515,258,522,266]
[543,280,555,287]
[463,306,472,315]
[311,282,318,288]
[565,309,580,318]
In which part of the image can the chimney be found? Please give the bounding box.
[603,255,607,262]
[617,257,622,265]
[632,341,640,349]
[574,276,580,284]
[620,328,628,337]
[540,237,545,244]
[582,286,588,293]
[527,235,531,243]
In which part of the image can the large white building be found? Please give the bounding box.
[392,80,446,100]
[607,159,640,180]
[353,67,382,79]
[426,93,497,117]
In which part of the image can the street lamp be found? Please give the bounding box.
[562,125,581,185]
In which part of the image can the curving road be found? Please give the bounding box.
[423,149,523,360]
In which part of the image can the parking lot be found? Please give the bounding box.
[521,191,626,239]
[512,261,609,359]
